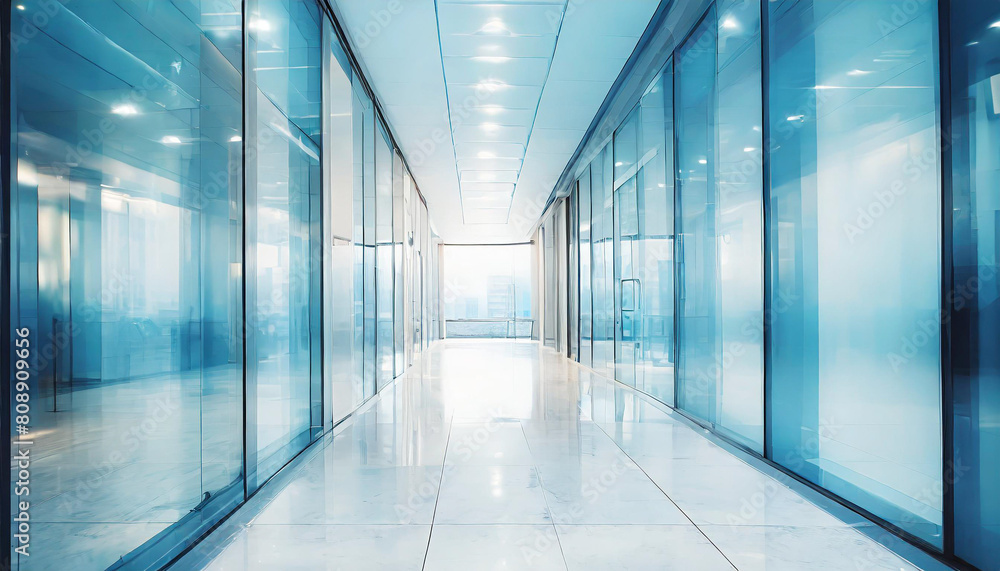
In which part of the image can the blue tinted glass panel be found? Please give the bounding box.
[250,0,323,484]
[950,1,1000,567]
[10,0,244,567]
[767,0,943,545]
[637,64,675,406]
[717,0,763,450]
[253,0,323,141]
[675,10,720,427]
[579,169,593,368]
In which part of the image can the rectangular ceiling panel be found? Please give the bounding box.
[448,106,536,127]
[460,170,519,183]
[438,4,563,37]
[446,83,543,110]
[443,56,551,86]
[454,141,525,159]
[453,124,530,144]
[440,34,557,58]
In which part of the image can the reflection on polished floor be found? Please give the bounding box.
[178,340,947,571]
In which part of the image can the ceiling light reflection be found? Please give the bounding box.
[480,18,508,35]
[112,104,138,116]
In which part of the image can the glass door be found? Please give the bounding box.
[614,178,642,388]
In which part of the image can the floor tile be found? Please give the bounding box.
[446,422,534,466]
[254,465,441,525]
[556,524,736,570]
[425,525,567,570]
[699,525,922,570]
[203,525,430,571]
[434,465,551,524]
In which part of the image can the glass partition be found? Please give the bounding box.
[578,169,594,368]
[675,9,720,431]
[715,0,764,449]
[949,0,1000,567]
[637,64,675,405]
[9,0,244,567]
[768,0,943,545]
[5,0,438,567]
[324,19,360,426]
[375,127,394,389]
[248,0,324,485]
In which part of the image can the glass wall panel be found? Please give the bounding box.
[637,64,675,406]
[675,10,720,427]
[949,1,1000,567]
[579,169,594,368]
[9,0,244,567]
[768,0,942,544]
[614,110,641,388]
[249,0,323,483]
[569,190,580,360]
[324,20,359,425]
[716,0,764,449]
[403,171,416,365]
[361,89,378,400]
[376,126,394,390]
[543,213,558,347]
[442,245,533,339]
[602,146,616,379]
[591,148,611,377]
[672,3,764,451]
[393,154,406,375]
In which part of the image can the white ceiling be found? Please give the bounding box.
[335,0,661,243]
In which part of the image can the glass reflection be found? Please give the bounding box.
[10,0,244,567]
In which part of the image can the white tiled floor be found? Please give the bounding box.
[178,340,950,570]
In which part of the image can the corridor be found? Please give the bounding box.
[177,341,942,571]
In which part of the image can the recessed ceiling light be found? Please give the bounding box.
[744,147,756,153]
[698,159,708,165]
[162,135,182,145]
[721,17,738,30]
[481,105,504,115]
[990,20,1000,29]
[112,104,138,116]
[847,69,872,76]
[615,161,624,167]
[481,123,500,132]
[16,4,25,10]
[230,135,243,142]
[787,115,805,122]
[478,151,497,159]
